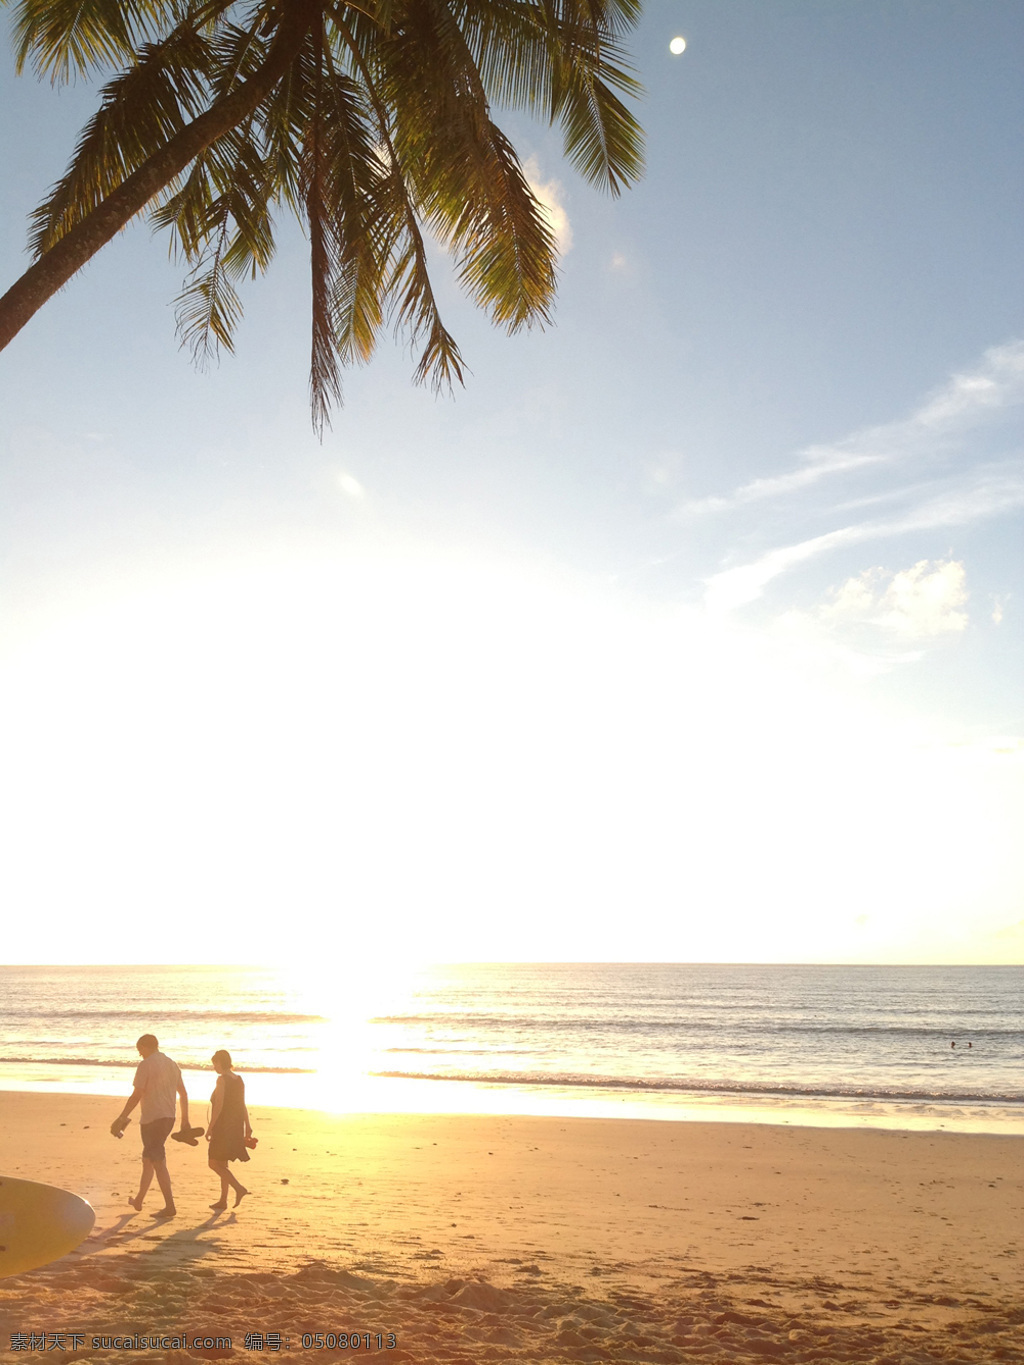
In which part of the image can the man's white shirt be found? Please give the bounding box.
[133,1051,181,1123]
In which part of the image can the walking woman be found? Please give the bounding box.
[207,1049,252,1209]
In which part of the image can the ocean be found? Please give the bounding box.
[0,963,1020,1133]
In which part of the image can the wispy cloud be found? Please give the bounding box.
[704,466,1024,610]
[681,339,1024,519]
[690,337,1023,616]
[705,528,857,612]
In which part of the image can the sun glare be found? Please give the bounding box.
[267,960,426,1109]
[0,547,1020,965]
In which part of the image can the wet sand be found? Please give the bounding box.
[0,1090,1021,1362]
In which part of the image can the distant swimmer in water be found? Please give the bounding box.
[951,1040,956,1048]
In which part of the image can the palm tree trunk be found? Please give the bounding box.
[0,0,318,354]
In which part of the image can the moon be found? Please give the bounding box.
[669,36,687,55]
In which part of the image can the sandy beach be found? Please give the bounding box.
[0,1090,1021,1362]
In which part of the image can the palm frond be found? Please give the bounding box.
[314,42,387,368]
[204,14,278,100]
[152,124,276,268]
[158,127,278,370]
[389,232,467,391]
[304,25,343,433]
[370,0,557,328]
[11,0,232,81]
[329,3,466,393]
[12,0,169,82]
[375,151,467,392]
[174,216,243,364]
[448,122,556,330]
[256,43,318,211]
[28,20,215,253]
[552,65,643,193]
[465,0,645,191]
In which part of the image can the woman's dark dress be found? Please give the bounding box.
[208,1072,249,1163]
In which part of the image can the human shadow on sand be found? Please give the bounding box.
[76,1209,228,1264]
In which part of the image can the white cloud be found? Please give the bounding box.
[820,560,968,638]
[523,157,573,256]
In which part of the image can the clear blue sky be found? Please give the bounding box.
[1,0,1021,965]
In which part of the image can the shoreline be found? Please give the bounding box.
[1,1070,1021,1137]
[1,1091,1022,1362]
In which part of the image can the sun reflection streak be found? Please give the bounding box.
[269,961,426,1111]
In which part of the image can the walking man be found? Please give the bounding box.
[111,1034,191,1218]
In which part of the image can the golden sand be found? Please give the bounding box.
[0,1091,1021,1362]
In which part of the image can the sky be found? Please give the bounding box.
[0,0,1021,966]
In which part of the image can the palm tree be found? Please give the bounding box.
[0,0,643,429]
